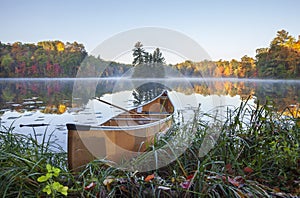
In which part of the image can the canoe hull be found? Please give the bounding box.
[67,119,172,170]
[67,91,174,171]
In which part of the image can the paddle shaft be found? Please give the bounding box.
[94,98,150,119]
[96,98,134,113]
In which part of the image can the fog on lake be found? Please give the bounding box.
[1,78,299,150]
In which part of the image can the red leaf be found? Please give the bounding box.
[225,163,234,174]
[145,174,155,182]
[84,182,96,190]
[186,174,194,180]
[225,176,245,188]
[218,175,227,182]
[228,177,240,187]
[180,174,195,189]
[225,163,232,171]
[234,176,245,184]
[243,167,254,174]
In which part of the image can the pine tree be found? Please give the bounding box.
[132,42,146,66]
[152,48,165,63]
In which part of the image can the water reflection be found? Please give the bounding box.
[0,78,300,114]
[1,78,299,151]
[131,82,168,105]
[0,79,73,114]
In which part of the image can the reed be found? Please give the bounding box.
[0,99,299,197]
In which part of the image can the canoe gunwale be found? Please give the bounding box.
[93,115,172,130]
[67,90,175,131]
[67,115,173,131]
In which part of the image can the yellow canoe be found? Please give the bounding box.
[67,90,174,170]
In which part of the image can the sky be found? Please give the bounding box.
[1,0,300,61]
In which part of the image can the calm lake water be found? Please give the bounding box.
[1,78,299,151]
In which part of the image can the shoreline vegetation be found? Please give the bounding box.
[0,29,299,197]
[0,29,300,79]
[0,99,299,197]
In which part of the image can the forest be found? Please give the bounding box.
[173,30,300,78]
[0,29,299,78]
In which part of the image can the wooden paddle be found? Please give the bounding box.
[94,97,134,113]
[93,97,149,119]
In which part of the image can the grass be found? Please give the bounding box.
[0,99,299,197]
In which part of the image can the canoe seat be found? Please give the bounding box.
[112,117,161,121]
[118,113,171,117]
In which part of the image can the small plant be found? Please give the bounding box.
[37,164,68,197]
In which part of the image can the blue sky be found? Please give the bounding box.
[1,0,300,61]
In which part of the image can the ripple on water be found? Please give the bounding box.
[7,116,21,120]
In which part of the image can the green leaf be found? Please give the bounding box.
[46,164,61,177]
[52,181,61,191]
[46,172,53,179]
[42,185,52,195]
[59,186,68,196]
[46,164,52,172]
[53,167,61,177]
[37,175,49,182]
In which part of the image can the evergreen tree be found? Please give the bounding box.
[132,42,165,65]
[152,48,165,63]
[132,42,145,66]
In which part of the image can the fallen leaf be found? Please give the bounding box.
[84,182,96,191]
[225,163,232,170]
[224,176,245,188]
[234,176,245,183]
[186,174,194,180]
[243,167,254,174]
[145,174,155,182]
[228,177,240,187]
[225,163,234,174]
[103,177,115,191]
[235,176,245,188]
[218,175,227,182]
[103,178,114,186]
[180,180,192,189]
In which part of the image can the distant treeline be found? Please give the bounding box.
[0,29,299,78]
[0,41,131,78]
[173,30,300,79]
[0,41,87,77]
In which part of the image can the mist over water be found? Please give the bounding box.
[0,78,299,151]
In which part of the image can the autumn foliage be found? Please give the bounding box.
[1,29,300,78]
[0,41,87,77]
